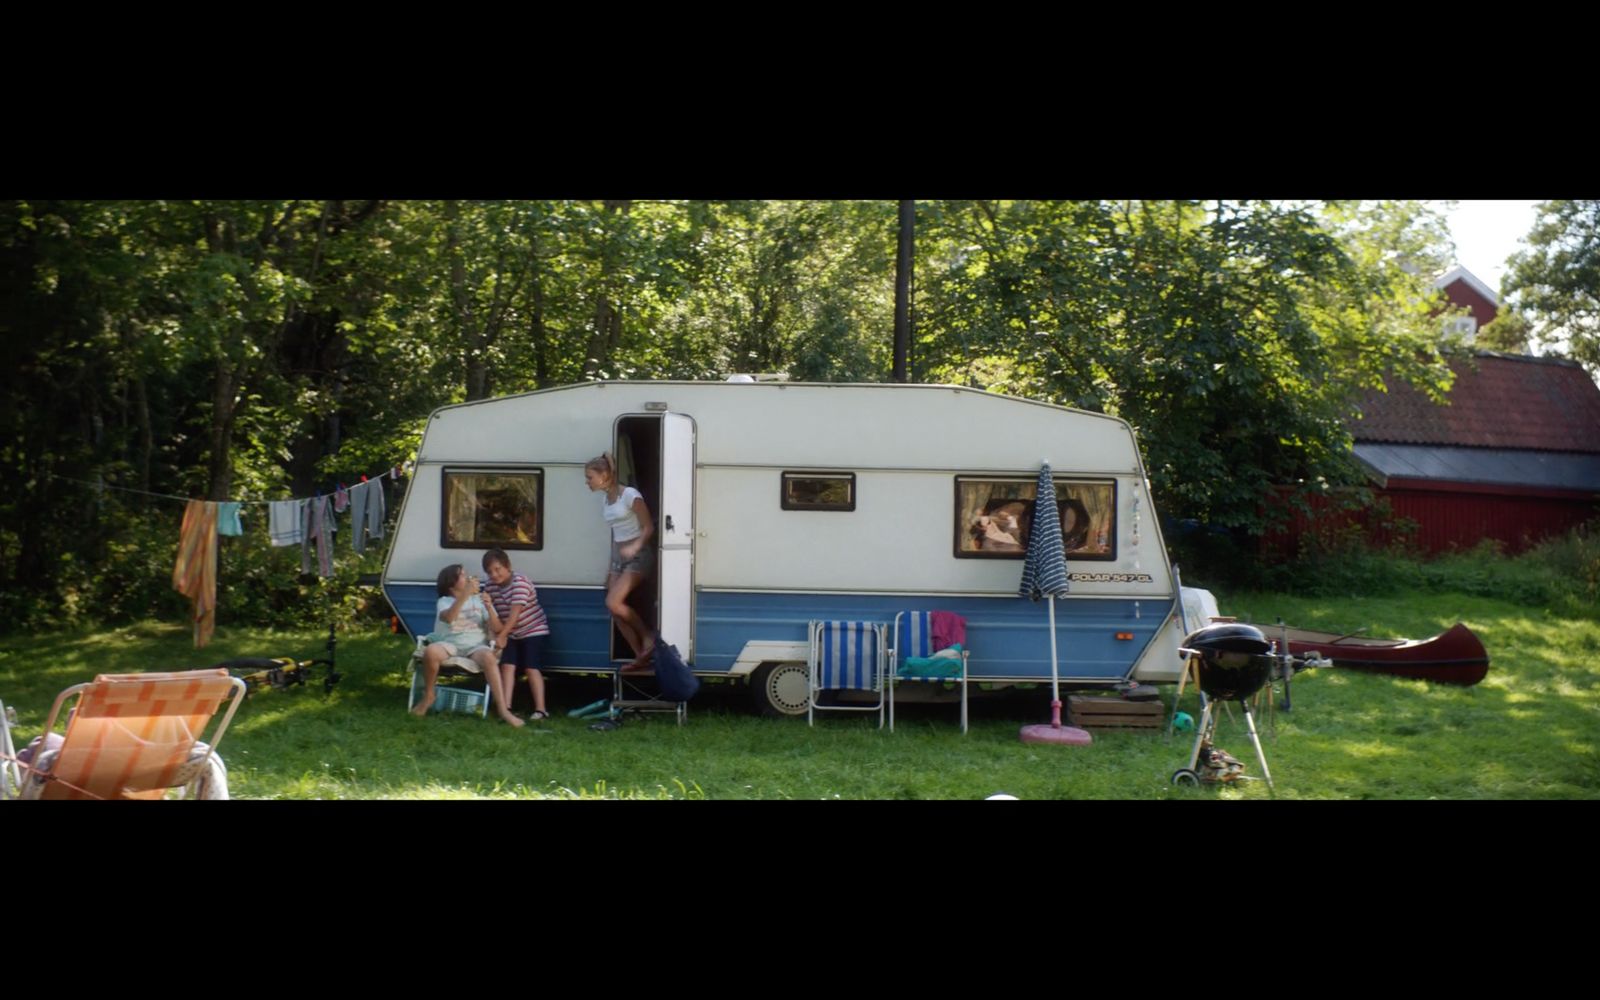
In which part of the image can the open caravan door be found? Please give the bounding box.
[658,413,695,662]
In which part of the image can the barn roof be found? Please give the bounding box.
[1352,352,1600,454]
[1353,442,1600,494]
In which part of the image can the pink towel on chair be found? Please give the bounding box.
[930,611,966,651]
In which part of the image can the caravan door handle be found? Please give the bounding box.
[665,515,675,532]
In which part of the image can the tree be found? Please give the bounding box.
[1503,200,1600,374]
[1477,306,1534,354]
[910,199,1457,533]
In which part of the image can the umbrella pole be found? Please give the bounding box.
[1048,595,1062,728]
[1020,593,1089,745]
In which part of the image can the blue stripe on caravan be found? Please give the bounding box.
[388,583,1169,681]
[696,591,1164,681]
[386,583,618,670]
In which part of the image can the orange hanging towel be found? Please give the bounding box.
[172,500,219,648]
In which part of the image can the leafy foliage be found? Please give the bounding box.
[0,199,1465,632]
[1502,199,1600,374]
[914,199,1455,532]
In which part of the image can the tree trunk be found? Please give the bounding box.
[581,200,631,380]
[208,358,236,501]
[528,239,550,388]
[134,375,153,499]
[894,199,913,382]
[445,200,491,401]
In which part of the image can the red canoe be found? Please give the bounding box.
[1243,621,1489,686]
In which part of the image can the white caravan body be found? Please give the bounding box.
[382,381,1187,712]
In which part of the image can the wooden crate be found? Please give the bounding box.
[1067,695,1164,730]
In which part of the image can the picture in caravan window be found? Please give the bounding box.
[954,476,1116,560]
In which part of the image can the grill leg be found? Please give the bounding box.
[1186,701,1216,772]
[1240,701,1274,791]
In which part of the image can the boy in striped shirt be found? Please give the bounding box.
[482,549,552,720]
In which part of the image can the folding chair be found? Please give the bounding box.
[807,620,887,728]
[405,636,491,718]
[12,669,245,800]
[889,611,969,734]
[1,700,21,800]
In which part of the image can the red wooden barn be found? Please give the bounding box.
[1266,267,1600,557]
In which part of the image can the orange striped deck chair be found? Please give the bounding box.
[18,669,246,800]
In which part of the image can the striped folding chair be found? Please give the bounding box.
[16,669,245,800]
[889,611,969,734]
[807,620,887,728]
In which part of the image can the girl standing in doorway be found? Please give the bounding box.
[585,453,654,663]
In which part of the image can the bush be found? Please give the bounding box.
[3,500,394,636]
[1207,519,1600,618]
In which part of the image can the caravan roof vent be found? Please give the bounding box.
[724,372,790,383]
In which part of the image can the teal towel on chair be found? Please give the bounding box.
[899,645,963,679]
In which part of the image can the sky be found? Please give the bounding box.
[1439,200,1542,297]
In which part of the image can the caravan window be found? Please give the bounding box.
[781,472,856,511]
[441,468,544,550]
[954,476,1116,561]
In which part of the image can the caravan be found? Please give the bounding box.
[381,380,1187,715]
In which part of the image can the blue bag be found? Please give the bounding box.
[651,633,699,702]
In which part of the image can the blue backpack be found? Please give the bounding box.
[652,633,699,702]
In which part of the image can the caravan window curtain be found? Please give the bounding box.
[441,468,544,549]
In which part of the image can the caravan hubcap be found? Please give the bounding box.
[764,663,810,715]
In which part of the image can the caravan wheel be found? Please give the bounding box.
[751,662,809,718]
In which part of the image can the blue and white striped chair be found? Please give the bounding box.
[807,621,887,728]
[889,611,969,733]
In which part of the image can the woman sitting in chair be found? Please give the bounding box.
[414,563,523,727]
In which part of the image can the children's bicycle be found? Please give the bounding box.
[209,625,341,697]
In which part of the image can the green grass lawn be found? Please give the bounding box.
[2,589,1595,799]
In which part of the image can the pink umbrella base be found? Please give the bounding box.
[1019,724,1092,746]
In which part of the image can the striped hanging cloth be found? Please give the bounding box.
[172,500,219,648]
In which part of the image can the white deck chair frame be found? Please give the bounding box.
[888,611,969,734]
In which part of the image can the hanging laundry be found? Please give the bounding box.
[216,501,244,537]
[351,478,387,554]
[333,484,350,514]
[269,499,306,547]
[172,500,219,649]
[301,495,336,577]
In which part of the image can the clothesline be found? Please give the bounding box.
[47,466,405,506]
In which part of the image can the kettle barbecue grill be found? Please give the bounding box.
[1171,623,1326,790]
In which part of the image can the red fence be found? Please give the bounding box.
[1261,482,1599,560]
